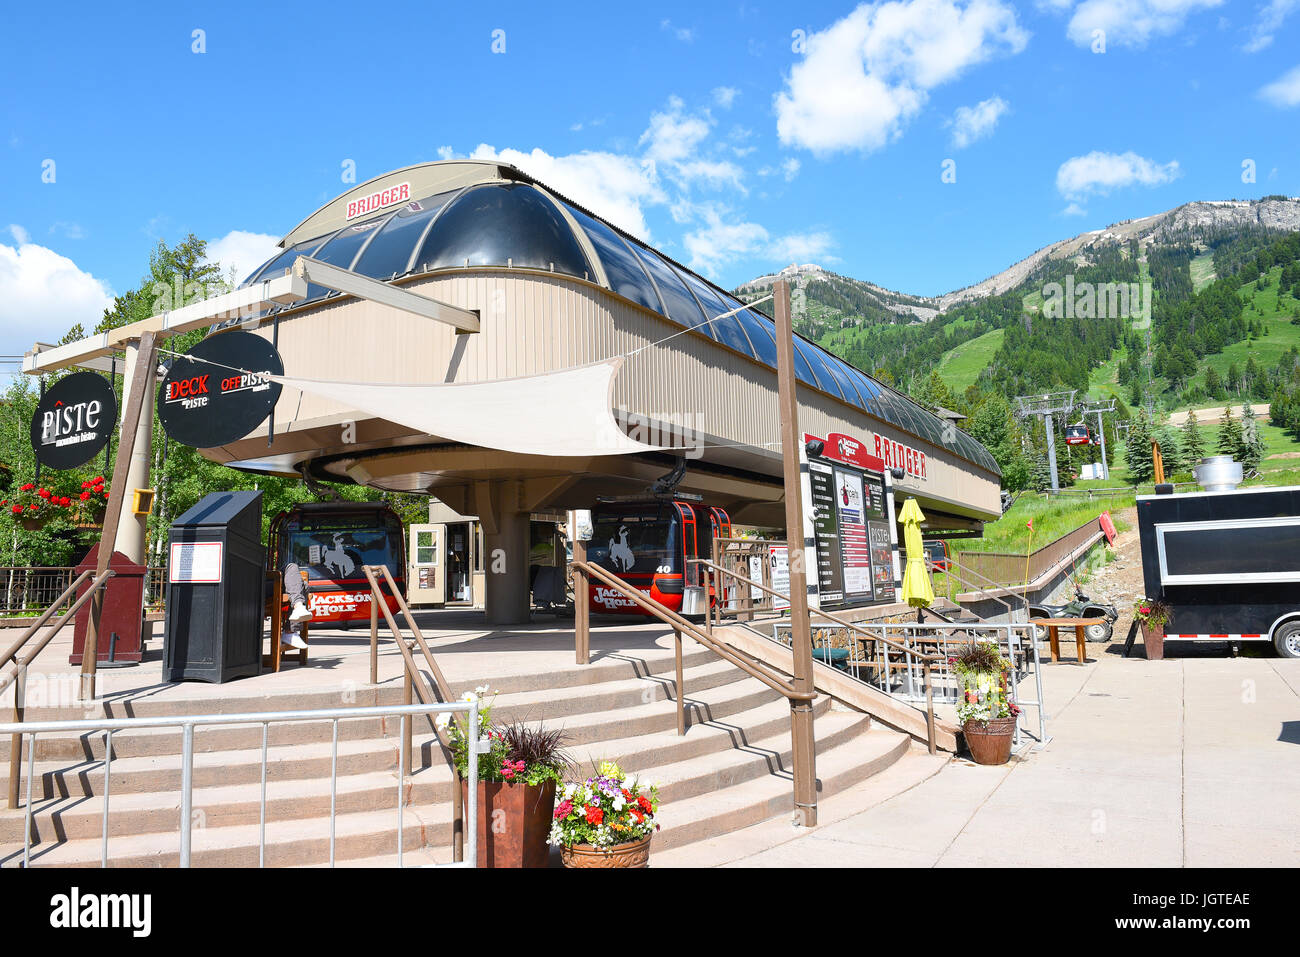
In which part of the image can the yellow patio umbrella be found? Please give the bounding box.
[899,497,934,615]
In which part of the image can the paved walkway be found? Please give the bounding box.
[656,652,1300,867]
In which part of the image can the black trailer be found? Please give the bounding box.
[1136,485,1300,657]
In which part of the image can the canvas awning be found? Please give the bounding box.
[270,357,665,457]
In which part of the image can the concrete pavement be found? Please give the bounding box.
[655,652,1299,867]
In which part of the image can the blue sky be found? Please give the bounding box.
[3,0,1299,363]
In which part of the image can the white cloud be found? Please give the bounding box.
[949,95,1009,148]
[683,206,835,277]
[0,232,115,356]
[204,230,282,285]
[774,0,1028,154]
[1243,0,1298,51]
[640,97,712,166]
[468,144,663,239]
[1065,0,1223,49]
[660,19,695,42]
[712,86,740,108]
[1062,202,1088,216]
[1259,64,1300,107]
[1056,150,1181,199]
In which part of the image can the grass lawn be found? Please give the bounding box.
[1190,252,1216,292]
[934,327,1004,392]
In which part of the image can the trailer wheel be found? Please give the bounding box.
[1274,621,1300,659]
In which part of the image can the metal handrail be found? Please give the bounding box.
[1,700,480,869]
[360,564,466,863]
[3,569,116,809]
[693,557,942,753]
[931,554,1025,620]
[572,559,813,703]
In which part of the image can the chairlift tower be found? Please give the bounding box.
[1081,398,1117,481]
[1015,391,1077,492]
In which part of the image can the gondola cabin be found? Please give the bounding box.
[586,500,730,615]
[267,502,407,624]
[1065,423,1092,446]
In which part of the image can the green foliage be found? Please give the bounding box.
[1125,410,1154,483]
[1181,410,1206,462]
[1216,407,1243,457]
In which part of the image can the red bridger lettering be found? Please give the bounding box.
[345,182,411,220]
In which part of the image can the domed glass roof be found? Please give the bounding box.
[236,174,998,475]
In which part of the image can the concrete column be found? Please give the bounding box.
[113,341,154,564]
[483,508,531,625]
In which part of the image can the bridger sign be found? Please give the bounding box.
[158,331,283,449]
[345,182,411,220]
[29,371,118,470]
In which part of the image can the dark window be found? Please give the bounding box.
[630,248,712,337]
[314,217,387,269]
[353,190,459,279]
[679,273,756,358]
[1161,523,1300,581]
[823,357,863,404]
[243,236,330,287]
[563,204,663,313]
[588,508,681,576]
[413,183,591,278]
[732,306,779,366]
[795,339,843,397]
[790,337,820,388]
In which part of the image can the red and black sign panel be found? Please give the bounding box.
[158,331,283,449]
[29,371,119,470]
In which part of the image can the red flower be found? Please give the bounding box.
[81,482,91,489]
[37,488,51,499]
[585,806,603,826]
[637,795,653,814]
[20,483,34,492]
[501,764,515,780]
[631,808,644,824]
[28,504,39,511]
[10,506,21,515]
[93,476,104,485]
[554,799,573,819]
[1139,606,1150,616]
[79,491,91,501]
[59,497,71,507]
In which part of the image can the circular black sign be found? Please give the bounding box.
[29,371,119,470]
[157,331,284,448]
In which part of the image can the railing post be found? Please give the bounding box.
[572,538,589,665]
[369,592,379,686]
[923,660,936,755]
[180,722,194,867]
[8,664,25,809]
[402,665,413,774]
[674,628,686,736]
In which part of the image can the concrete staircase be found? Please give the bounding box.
[1,647,922,867]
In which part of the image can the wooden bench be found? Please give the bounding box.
[263,569,310,672]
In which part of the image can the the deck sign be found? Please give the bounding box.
[29,371,118,469]
[158,331,283,448]
[802,431,900,611]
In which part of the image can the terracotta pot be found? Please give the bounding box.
[1141,622,1165,661]
[461,778,555,868]
[962,716,1016,766]
[560,832,653,868]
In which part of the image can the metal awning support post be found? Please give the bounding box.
[774,279,818,828]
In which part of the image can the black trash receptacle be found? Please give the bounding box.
[164,490,264,683]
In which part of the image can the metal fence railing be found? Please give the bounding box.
[1,567,167,619]
[771,618,1049,750]
[3,699,481,868]
[953,518,1104,588]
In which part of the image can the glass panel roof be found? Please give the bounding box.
[563,204,663,314]
[679,271,756,359]
[631,247,713,339]
[413,183,591,277]
[352,191,458,280]
[234,178,997,474]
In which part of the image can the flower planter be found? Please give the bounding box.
[1141,622,1165,661]
[560,833,652,869]
[19,516,47,532]
[462,778,555,868]
[962,716,1016,766]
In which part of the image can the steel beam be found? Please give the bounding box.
[291,256,480,334]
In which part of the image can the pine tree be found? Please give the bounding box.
[1125,411,1154,483]
[1181,409,1206,464]
[1239,403,1264,471]
[1217,407,1243,458]
[1204,366,1222,398]
[1029,448,1052,492]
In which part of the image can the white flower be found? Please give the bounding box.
[475,684,491,695]
[462,691,475,702]
[613,796,626,811]
[435,712,451,729]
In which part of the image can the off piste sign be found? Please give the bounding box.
[29,371,118,470]
[158,331,284,449]
[345,181,411,220]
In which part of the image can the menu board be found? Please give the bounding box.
[807,448,895,610]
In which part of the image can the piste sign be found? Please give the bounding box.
[157,331,284,448]
[29,371,119,470]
